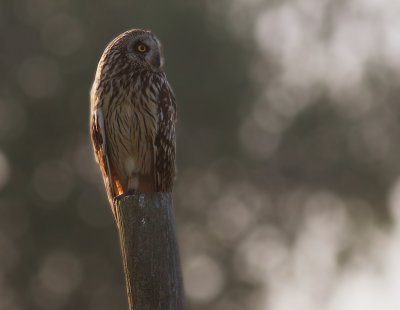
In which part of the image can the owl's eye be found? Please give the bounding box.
[136,44,148,53]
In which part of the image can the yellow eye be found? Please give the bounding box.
[137,44,147,53]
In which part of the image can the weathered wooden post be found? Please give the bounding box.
[114,192,184,310]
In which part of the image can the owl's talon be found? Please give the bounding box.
[113,194,125,205]
[112,190,140,205]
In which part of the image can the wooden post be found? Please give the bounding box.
[114,192,184,310]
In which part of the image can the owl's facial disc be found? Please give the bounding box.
[128,35,164,71]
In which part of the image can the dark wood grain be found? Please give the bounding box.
[114,192,184,310]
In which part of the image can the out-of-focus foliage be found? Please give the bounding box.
[1,0,400,309]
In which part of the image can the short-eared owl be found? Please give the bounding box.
[90,29,176,211]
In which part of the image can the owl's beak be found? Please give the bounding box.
[149,52,164,71]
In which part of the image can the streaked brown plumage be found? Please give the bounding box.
[90,29,177,211]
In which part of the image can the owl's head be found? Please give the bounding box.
[125,29,164,71]
[100,29,164,75]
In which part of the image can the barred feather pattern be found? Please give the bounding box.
[90,29,176,209]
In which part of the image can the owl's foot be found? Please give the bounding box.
[112,190,140,204]
[112,194,125,205]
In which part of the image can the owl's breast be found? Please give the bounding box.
[105,94,158,178]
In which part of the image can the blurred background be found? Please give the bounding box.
[1,0,400,309]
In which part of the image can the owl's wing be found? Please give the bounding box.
[154,80,177,192]
[90,107,117,206]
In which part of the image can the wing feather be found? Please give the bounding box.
[154,80,177,192]
[90,107,117,211]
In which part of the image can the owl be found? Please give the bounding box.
[90,29,177,212]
